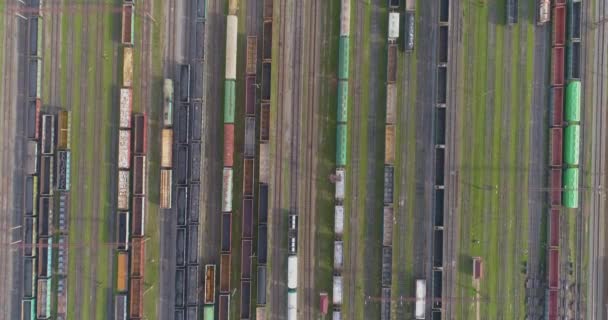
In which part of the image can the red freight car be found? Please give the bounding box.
[132,196,145,236]
[224,124,234,167]
[246,76,256,116]
[550,208,560,247]
[220,254,231,293]
[243,159,255,197]
[553,6,566,47]
[241,240,253,280]
[552,46,565,86]
[548,289,558,320]
[129,278,143,318]
[133,156,146,196]
[133,113,147,155]
[551,87,564,127]
[387,44,397,83]
[242,199,254,239]
[548,249,559,289]
[260,103,270,142]
[131,237,145,277]
[550,128,563,167]
[550,169,562,207]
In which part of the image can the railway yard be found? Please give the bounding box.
[1,0,608,320]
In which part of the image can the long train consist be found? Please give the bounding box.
[546,1,582,320]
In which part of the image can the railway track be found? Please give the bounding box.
[345,0,364,318]
[585,0,607,318]
[270,0,287,317]
[300,0,320,318]
[0,1,18,317]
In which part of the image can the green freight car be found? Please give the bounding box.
[565,81,581,122]
[563,124,580,166]
[21,298,36,320]
[204,305,214,319]
[336,123,347,166]
[337,80,349,123]
[224,80,236,123]
[563,167,579,208]
[338,36,350,80]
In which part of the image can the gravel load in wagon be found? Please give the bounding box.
[386,84,397,124]
[383,206,393,246]
[187,265,199,305]
[188,224,199,264]
[221,213,232,252]
[176,104,189,144]
[260,103,270,141]
[246,37,257,75]
[259,143,270,184]
[119,88,132,128]
[259,184,269,223]
[246,76,257,115]
[131,238,145,277]
[204,265,216,304]
[241,239,253,279]
[385,124,396,164]
[123,47,133,87]
[340,0,350,35]
[335,205,344,235]
[334,241,344,270]
[118,129,131,169]
[175,267,185,307]
[245,117,256,157]
[190,102,202,141]
[258,225,268,264]
[189,183,200,223]
[177,228,186,267]
[241,281,251,319]
[243,199,254,238]
[222,168,233,212]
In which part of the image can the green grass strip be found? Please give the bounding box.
[66,9,85,320]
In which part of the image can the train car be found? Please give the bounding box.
[164,79,174,127]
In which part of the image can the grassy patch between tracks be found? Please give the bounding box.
[313,0,341,302]
[66,9,84,320]
[142,0,165,318]
[455,1,535,319]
